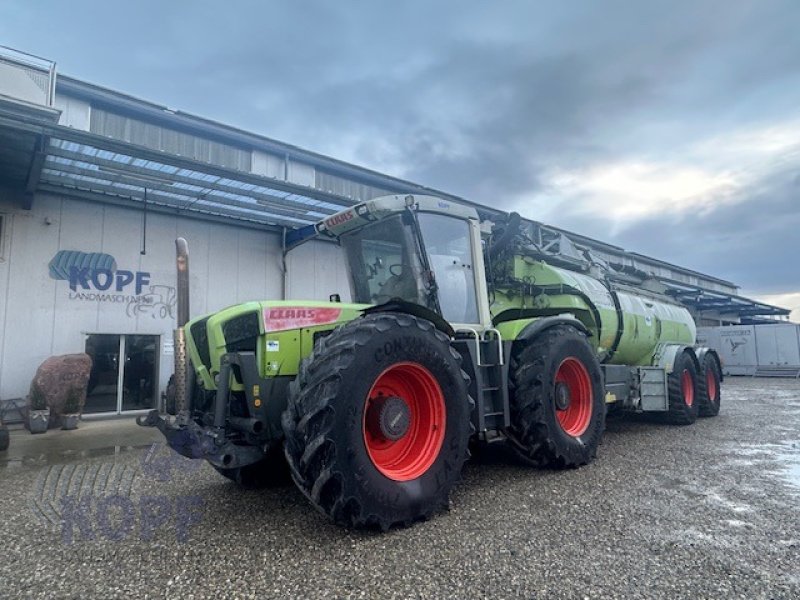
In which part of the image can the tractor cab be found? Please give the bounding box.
[317,195,491,330]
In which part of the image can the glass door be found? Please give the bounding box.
[122,335,158,411]
[85,334,159,414]
[85,334,122,413]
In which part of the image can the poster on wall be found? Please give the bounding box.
[48,249,176,320]
[716,325,758,369]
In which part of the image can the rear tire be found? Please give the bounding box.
[212,444,289,488]
[697,354,722,417]
[665,351,699,425]
[282,313,472,530]
[508,325,606,468]
[0,426,9,452]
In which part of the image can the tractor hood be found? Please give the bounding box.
[186,300,369,385]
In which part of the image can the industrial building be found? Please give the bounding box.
[0,46,792,419]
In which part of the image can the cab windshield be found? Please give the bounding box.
[341,214,433,309]
[417,213,479,324]
[341,211,480,324]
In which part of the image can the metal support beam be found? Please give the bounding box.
[25,134,48,195]
[41,161,317,224]
[46,145,338,218]
[36,182,285,233]
[36,178,305,229]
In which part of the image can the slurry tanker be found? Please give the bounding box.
[140,194,722,530]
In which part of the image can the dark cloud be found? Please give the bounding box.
[2,0,799,297]
[565,168,800,295]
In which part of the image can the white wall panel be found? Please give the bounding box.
[287,160,315,187]
[0,197,61,398]
[96,205,144,334]
[54,94,91,130]
[51,198,104,355]
[238,228,282,301]
[0,206,13,391]
[755,325,800,367]
[205,229,240,312]
[775,325,800,366]
[136,208,178,335]
[251,150,285,179]
[285,240,351,302]
[0,62,49,105]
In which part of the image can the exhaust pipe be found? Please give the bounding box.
[174,238,191,417]
[228,417,265,435]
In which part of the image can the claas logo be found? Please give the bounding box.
[323,210,355,229]
[269,308,317,320]
[264,306,342,332]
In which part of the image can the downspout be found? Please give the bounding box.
[281,226,288,300]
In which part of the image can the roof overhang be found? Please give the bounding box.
[661,279,790,320]
[0,104,356,230]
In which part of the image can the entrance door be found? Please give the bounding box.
[85,334,159,414]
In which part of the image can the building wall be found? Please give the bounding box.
[697,324,800,376]
[0,193,350,400]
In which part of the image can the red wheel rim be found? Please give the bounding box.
[682,369,694,407]
[363,362,446,481]
[705,367,718,403]
[554,358,593,437]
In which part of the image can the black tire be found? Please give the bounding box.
[697,354,722,418]
[508,325,606,468]
[164,375,176,415]
[0,426,9,452]
[282,312,472,530]
[212,444,289,488]
[665,350,699,425]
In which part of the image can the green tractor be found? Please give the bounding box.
[140,194,722,530]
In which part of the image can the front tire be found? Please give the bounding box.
[508,325,606,468]
[282,313,472,530]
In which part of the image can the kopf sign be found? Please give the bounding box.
[69,266,151,295]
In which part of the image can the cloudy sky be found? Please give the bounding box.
[3,1,799,317]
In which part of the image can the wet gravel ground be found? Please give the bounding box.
[1,376,799,599]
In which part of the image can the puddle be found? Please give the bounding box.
[725,519,748,528]
[730,441,800,493]
[779,456,800,489]
[704,491,752,513]
[0,443,153,469]
[771,441,800,491]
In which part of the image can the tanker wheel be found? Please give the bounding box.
[664,350,699,425]
[212,444,289,488]
[508,325,606,468]
[697,354,722,418]
[282,312,472,530]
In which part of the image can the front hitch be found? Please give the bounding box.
[137,410,264,469]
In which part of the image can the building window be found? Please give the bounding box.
[84,334,159,414]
